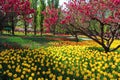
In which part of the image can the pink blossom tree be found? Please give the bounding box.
[0,0,34,35]
[19,0,34,35]
[32,0,120,52]
[42,6,59,35]
[60,0,120,52]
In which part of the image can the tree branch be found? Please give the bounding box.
[111,45,120,51]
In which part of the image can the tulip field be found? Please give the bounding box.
[0,36,120,80]
[1,0,120,79]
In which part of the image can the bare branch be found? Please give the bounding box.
[111,45,120,51]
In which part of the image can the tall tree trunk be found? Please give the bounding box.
[40,27,43,36]
[39,0,46,36]
[40,15,44,36]
[24,21,27,35]
[34,15,37,35]
[0,30,2,35]
[10,9,16,35]
[11,19,14,35]
[53,26,56,35]
[34,23,36,35]
[30,0,38,36]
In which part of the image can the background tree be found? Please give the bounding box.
[20,0,34,35]
[46,0,59,35]
[30,0,38,35]
[39,0,46,36]
[1,0,20,35]
[42,5,59,35]
[0,1,5,34]
[1,0,34,35]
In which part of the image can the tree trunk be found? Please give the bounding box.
[11,20,15,35]
[40,14,44,37]
[103,46,110,53]
[24,21,27,35]
[40,28,43,37]
[11,11,15,36]
[0,30,2,35]
[53,26,56,35]
[75,33,79,42]
[34,24,36,35]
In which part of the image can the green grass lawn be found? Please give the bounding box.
[0,34,78,52]
[0,35,55,51]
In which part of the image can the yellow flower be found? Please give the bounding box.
[14,77,21,80]
[118,78,120,80]
[117,73,120,77]
[3,71,6,74]
[28,77,33,80]
[8,65,12,69]
[42,71,46,75]
[103,77,107,80]
[49,73,53,78]
[22,71,26,74]
[65,77,70,80]
[107,73,113,79]
[38,68,41,70]
[0,64,2,69]
[111,65,116,69]
[91,74,95,78]
[91,78,95,80]
[11,61,15,64]
[61,71,65,75]
[40,77,44,80]
[57,76,63,80]
[27,69,31,73]
[46,70,51,74]
[26,75,29,78]
[69,71,73,75]
[37,72,40,75]
[13,74,17,78]
[31,67,37,71]
[52,77,56,80]
[21,75,24,79]
[83,75,88,79]
[8,72,12,77]
[91,68,95,72]
[76,72,80,77]
[37,78,41,80]
[12,65,16,69]
[96,75,100,79]
[31,73,35,77]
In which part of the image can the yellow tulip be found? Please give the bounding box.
[13,74,17,78]
[21,75,24,79]
[28,77,33,80]
[0,64,2,69]
[8,72,12,77]
[57,76,63,80]
[14,77,21,80]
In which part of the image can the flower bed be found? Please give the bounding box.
[0,45,120,79]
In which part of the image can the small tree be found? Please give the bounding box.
[39,0,46,36]
[42,6,59,35]
[43,0,59,35]
[1,0,34,35]
[60,0,120,52]
[19,0,34,35]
